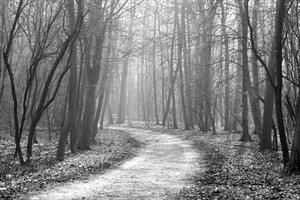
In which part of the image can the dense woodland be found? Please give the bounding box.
[1,0,300,176]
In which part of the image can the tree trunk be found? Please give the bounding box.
[202,2,217,132]
[152,1,159,125]
[56,0,80,161]
[177,0,189,130]
[116,8,136,124]
[181,0,193,128]
[237,0,250,141]
[3,0,25,164]
[79,12,106,149]
[0,0,7,105]
[221,3,230,131]
[273,0,289,166]
[162,18,178,128]
[92,3,115,140]
[260,39,276,150]
[251,0,262,136]
[231,25,242,131]
[285,90,300,174]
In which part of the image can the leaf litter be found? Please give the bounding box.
[131,124,300,200]
[0,129,140,199]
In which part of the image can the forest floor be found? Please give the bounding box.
[0,129,140,199]
[132,123,300,199]
[27,127,201,199]
[2,124,300,199]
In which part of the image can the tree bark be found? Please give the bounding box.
[251,0,262,136]
[237,0,250,141]
[152,1,159,125]
[175,0,189,130]
[79,2,107,150]
[116,8,136,124]
[221,3,230,131]
[56,0,81,161]
[201,1,218,132]
[92,1,115,141]
[273,0,289,165]
[286,90,300,174]
[162,16,178,128]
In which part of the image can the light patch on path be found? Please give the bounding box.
[29,127,204,200]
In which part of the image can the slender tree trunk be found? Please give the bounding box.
[201,2,218,132]
[237,0,250,141]
[221,3,230,131]
[3,0,25,164]
[260,42,276,150]
[0,0,7,105]
[162,19,178,128]
[286,89,300,174]
[251,0,262,136]
[181,0,193,128]
[158,16,165,120]
[152,1,159,125]
[176,0,189,130]
[56,0,80,161]
[116,8,136,124]
[274,0,289,165]
[92,3,115,141]
[74,42,86,146]
[231,31,242,131]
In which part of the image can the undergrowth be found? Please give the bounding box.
[0,129,140,199]
[128,123,300,200]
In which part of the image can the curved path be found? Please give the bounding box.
[30,127,203,200]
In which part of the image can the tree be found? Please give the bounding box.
[56,0,84,161]
[237,0,251,141]
[250,0,262,136]
[286,91,300,174]
[221,2,230,131]
[3,0,83,163]
[161,7,179,129]
[176,0,189,130]
[200,0,219,132]
[92,0,116,142]
[273,0,289,165]
[116,6,136,124]
[152,0,160,125]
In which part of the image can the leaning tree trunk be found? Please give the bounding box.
[3,0,25,164]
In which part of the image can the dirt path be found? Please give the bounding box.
[29,127,204,200]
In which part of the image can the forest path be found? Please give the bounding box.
[29,127,203,200]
